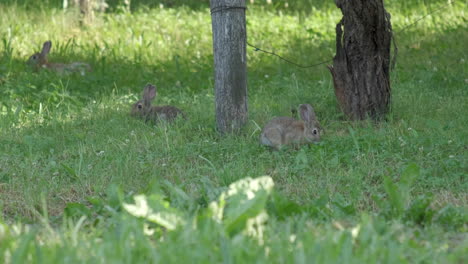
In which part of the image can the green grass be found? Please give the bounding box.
[0,0,467,262]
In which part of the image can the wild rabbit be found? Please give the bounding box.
[260,104,321,149]
[27,40,91,75]
[131,84,186,123]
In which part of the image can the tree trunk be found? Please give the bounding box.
[79,0,94,25]
[210,0,248,134]
[328,0,393,120]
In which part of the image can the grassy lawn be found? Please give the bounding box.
[0,0,466,262]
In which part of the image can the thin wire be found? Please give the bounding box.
[245,1,455,69]
[396,2,452,33]
[246,41,333,68]
[211,6,247,15]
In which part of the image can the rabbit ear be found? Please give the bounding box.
[299,104,317,123]
[41,41,52,57]
[143,84,157,106]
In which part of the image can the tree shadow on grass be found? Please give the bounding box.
[3,15,464,121]
[1,24,466,222]
[1,4,464,115]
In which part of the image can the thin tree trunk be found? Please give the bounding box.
[328,0,393,120]
[79,0,94,25]
[210,0,248,134]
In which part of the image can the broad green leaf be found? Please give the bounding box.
[383,176,404,217]
[123,194,185,231]
[209,176,274,236]
[400,163,420,190]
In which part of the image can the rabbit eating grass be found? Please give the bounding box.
[28,40,91,75]
[131,84,186,123]
[260,104,321,150]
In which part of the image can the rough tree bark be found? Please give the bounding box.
[328,0,393,120]
[210,0,248,134]
[79,0,93,25]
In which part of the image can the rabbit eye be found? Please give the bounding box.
[137,104,143,109]
[312,129,318,135]
[32,55,37,60]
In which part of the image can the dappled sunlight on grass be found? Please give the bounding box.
[0,0,466,262]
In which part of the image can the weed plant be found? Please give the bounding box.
[0,0,466,262]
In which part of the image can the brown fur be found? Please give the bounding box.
[131,84,185,123]
[260,104,320,150]
[28,41,91,75]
